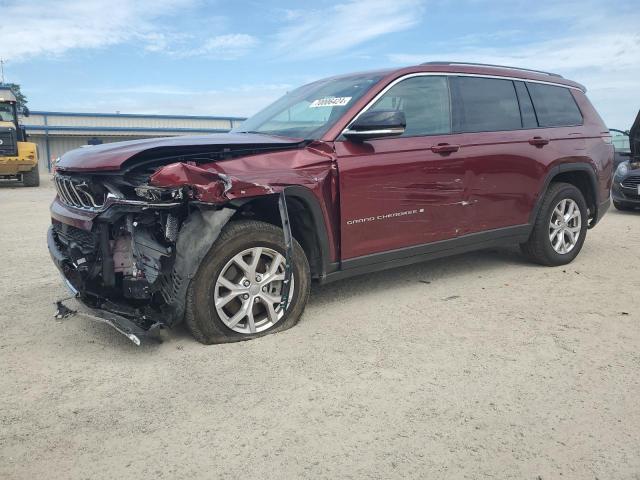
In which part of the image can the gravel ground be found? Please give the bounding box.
[1,180,639,480]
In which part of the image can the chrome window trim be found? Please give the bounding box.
[340,72,583,137]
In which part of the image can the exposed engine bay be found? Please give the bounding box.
[50,191,236,342]
[47,139,312,344]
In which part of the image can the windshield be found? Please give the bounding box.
[0,103,16,123]
[232,73,384,139]
[610,129,630,152]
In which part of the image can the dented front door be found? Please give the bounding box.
[335,135,466,260]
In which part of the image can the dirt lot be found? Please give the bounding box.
[0,180,639,480]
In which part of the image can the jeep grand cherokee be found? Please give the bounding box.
[48,62,613,345]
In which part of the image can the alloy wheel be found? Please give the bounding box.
[213,247,292,334]
[549,198,582,254]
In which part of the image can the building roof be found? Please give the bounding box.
[22,110,247,136]
[29,110,246,121]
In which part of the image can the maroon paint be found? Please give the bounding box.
[56,133,304,172]
[51,199,98,231]
[149,142,342,263]
[456,126,594,235]
[335,135,466,258]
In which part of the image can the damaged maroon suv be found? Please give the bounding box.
[49,62,613,345]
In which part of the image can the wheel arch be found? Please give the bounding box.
[531,163,599,228]
[229,186,331,279]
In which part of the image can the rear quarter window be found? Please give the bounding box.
[526,83,583,127]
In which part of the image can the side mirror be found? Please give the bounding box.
[343,110,406,141]
[22,106,30,117]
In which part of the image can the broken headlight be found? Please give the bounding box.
[134,185,184,202]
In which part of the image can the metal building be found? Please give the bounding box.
[22,111,246,171]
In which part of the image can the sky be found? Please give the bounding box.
[1,0,638,128]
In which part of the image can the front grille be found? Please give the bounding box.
[52,222,97,253]
[54,175,106,210]
[621,175,640,190]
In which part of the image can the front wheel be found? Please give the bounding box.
[520,182,588,266]
[185,220,310,344]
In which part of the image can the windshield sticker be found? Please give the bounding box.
[309,96,352,108]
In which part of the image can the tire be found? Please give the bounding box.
[520,182,588,266]
[185,220,311,344]
[613,200,634,211]
[22,163,40,187]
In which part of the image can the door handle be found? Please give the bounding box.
[431,143,460,154]
[528,136,550,147]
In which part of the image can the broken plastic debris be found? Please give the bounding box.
[54,300,77,319]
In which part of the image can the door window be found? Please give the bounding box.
[451,76,522,132]
[367,76,451,136]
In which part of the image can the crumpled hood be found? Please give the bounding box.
[56,132,305,172]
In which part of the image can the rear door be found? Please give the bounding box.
[449,76,553,233]
[335,75,466,260]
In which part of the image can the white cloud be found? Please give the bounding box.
[0,1,258,61]
[0,0,200,61]
[273,0,425,58]
[60,83,293,117]
[388,33,639,73]
[185,34,259,60]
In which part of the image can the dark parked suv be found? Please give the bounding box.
[49,62,613,345]
[611,110,640,210]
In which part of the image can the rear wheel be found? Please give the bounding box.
[185,220,310,344]
[520,182,588,266]
[22,163,40,187]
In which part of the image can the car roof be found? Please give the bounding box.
[348,62,586,92]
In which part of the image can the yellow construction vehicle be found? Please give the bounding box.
[0,86,39,186]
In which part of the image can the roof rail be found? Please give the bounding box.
[420,61,563,78]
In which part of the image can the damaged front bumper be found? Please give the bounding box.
[48,225,163,345]
[48,194,235,345]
